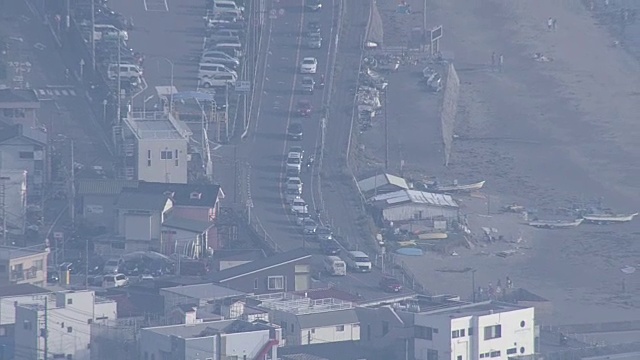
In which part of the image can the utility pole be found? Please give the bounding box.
[90,0,96,71]
[384,89,389,171]
[69,140,75,228]
[85,238,89,289]
[0,177,8,246]
[116,39,122,126]
[43,300,48,360]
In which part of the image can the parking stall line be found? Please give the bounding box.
[143,0,149,11]
[163,0,169,12]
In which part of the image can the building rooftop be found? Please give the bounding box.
[370,189,458,208]
[143,319,274,338]
[137,181,223,207]
[163,217,215,233]
[0,245,48,261]
[160,283,245,301]
[357,173,409,193]
[115,189,171,211]
[0,89,39,105]
[123,111,191,140]
[209,248,312,283]
[279,341,374,360]
[0,284,49,297]
[0,124,46,144]
[403,298,529,318]
[212,249,266,263]
[76,179,139,195]
[252,293,354,315]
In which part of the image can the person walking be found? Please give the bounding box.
[547,17,553,30]
[498,54,504,72]
[491,51,496,71]
[552,18,557,30]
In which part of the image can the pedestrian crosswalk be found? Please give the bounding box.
[35,88,77,99]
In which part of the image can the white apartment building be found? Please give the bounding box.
[413,301,536,360]
[252,293,360,346]
[14,290,117,360]
[140,319,281,360]
[121,111,191,184]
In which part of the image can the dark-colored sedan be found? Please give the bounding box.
[297,100,312,117]
[320,239,341,255]
[288,123,304,140]
[380,277,403,293]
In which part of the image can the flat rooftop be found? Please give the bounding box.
[143,319,274,339]
[0,245,48,260]
[124,111,192,140]
[160,283,245,300]
[414,299,528,318]
[251,293,354,315]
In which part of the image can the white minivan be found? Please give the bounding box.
[212,0,244,16]
[198,63,237,79]
[346,251,372,272]
[107,63,143,82]
[324,256,346,276]
[199,72,237,88]
[94,24,128,41]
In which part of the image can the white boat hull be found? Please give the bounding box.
[434,180,486,193]
[528,219,583,229]
[583,213,638,224]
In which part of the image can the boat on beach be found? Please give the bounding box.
[431,180,486,193]
[582,213,638,224]
[528,219,583,229]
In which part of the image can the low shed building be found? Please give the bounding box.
[370,189,458,222]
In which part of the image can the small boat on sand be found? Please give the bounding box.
[528,219,583,229]
[582,213,638,224]
[432,180,486,193]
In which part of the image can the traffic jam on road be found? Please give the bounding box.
[249,0,408,297]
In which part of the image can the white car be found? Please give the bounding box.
[103,273,129,288]
[291,197,308,214]
[199,72,237,88]
[286,152,302,172]
[300,57,318,74]
[285,188,302,203]
[286,177,303,192]
[289,146,304,161]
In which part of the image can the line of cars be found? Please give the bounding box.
[74,2,145,95]
[198,0,247,89]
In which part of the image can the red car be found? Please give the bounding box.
[297,99,312,117]
[379,277,403,293]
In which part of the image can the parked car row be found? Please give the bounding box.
[75,3,145,95]
[198,0,247,89]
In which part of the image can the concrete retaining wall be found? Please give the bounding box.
[440,63,460,166]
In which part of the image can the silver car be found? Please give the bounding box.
[303,219,318,235]
[306,33,322,49]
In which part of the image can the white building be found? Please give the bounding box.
[252,293,360,346]
[357,173,409,196]
[140,319,281,360]
[0,169,27,235]
[14,290,117,360]
[160,282,246,316]
[412,301,536,360]
[370,189,459,222]
[121,111,191,184]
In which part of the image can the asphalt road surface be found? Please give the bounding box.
[247,0,337,251]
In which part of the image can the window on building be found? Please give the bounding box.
[67,327,73,333]
[148,150,151,159]
[468,327,474,336]
[254,278,259,289]
[457,356,462,360]
[290,324,294,333]
[67,298,73,305]
[479,355,485,359]
[520,320,526,328]
[267,276,284,290]
[147,160,152,167]
[336,325,344,332]
[175,159,179,167]
[382,321,389,336]
[19,151,34,159]
[23,320,30,330]
[206,358,213,360]
[483,324,501,340]
[87,319,93,324]
[0,327,6,337]
[175,150,178,159]
[311,328,315,333]
[490,351,500,358]
[520,347,526,354]
[452,330,460,338]
[415,325,433,340]
[161,150,173,159]
[506,348,517,355]
[66,355,72,360]
[426,349,438,360]
[460,329,465,337]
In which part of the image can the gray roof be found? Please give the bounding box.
[160,283,245,301]
[143,319,273,338]
[209,249,312,283]
[162,217,214,233]
[0,246,48,261]
[116,189,171,211]
[0,89,39,105]
[0,284,50,297]
[137,181,223,207]
[0,124,46,145]
[370,189,458,208]
[77,179,139,195]
[297,308,359,329]
[357,173,408,193]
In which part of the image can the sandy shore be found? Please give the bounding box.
[357,0,640,326]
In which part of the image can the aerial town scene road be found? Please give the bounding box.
[1,0,640,359]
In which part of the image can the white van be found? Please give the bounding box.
[208,42,243,58]
[347,251,372,272]
[103,273,129,288]
[324,256,346,276]
[107,63,143,82]
[212,1,244,16]
[199,72,237,88]
[94,24,128,41]
[198,63,237,79]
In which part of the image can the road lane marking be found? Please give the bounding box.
[143,0,149,11]
[69,90,76,96]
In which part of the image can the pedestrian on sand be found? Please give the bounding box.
[498,54,504,72]
[491,51,496,71]
[547,17,553,30]
[552,18,557,30]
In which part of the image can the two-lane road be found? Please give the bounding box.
[248,0,337,251]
